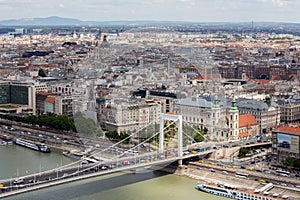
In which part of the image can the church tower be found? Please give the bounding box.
[212,96,221,140]
[228,97,239,140]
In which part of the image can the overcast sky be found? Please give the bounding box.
[0,0,299,23]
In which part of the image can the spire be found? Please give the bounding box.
[87,82,95,111]
[212,95,220,109]
[100,34,109,48]
[229,97,238,112]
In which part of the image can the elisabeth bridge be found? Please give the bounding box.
[0,114,268,198]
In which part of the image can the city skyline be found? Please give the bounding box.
[0,0,299,23]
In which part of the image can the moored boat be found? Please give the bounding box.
[63,149,86,159]
[195,182,290,200]
[0,135,12,142]
[14,138,51,153]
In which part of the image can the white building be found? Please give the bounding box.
[174,96,231,141]
[104,99,161,133]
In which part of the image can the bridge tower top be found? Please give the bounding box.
[159,113,183,158]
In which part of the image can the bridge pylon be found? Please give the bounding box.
[159,113,183,165]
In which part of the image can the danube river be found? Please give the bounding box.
[0,144,228,200]
[0,144,75,180]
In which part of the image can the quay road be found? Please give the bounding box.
[189,161,300,189]
[0,120,133,154]
[0,119,152,155]
[0,148,214,198]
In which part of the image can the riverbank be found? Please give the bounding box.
[175,162,300,200]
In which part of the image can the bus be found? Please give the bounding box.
[235,172,249,179]
[275,170,290,177]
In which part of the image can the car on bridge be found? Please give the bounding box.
[122,161,130,165]
[209,168,216,173]
[13,178,24,185]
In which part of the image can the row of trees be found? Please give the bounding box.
[105,130,130,143]
[0,113,76,131]
[283,156,300,168]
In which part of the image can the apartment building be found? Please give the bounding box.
[173,96,232,141]
[277,96,300,123]
[272,123,300,164]
[0,81,36,115]
[237,96,280,133]
[104,99,161,133]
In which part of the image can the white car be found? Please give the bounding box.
[13,178,24,184]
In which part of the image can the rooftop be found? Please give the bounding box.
[45,97,55,104]
[239,113,258,128]
[175,97,213,108]
[275,123,300,134]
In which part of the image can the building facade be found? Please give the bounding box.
[277,96,300,123]
[237,96,280,133]
[174,96,230,141]
[104,99,161,133]
[0,81,36,115]
[272,123,300,164]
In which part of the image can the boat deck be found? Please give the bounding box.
[203,182,290,200]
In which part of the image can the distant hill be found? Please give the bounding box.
[0,16,299,27]
[0,16,190,26]
[0,16,86,26]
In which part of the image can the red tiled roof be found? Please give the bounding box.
[37,91,56,95]
[203,73,221,80]
[271,75,281,80]
[239,132,249,138]
[254,79,270,84]
[276,123,300,134]
[239,114,258,128]
[45,97,55,104]
[256,85,273,89]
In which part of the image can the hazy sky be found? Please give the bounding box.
[0,0,299,23]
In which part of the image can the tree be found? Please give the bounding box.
[164,121,176,139]
[238,147,249,158]
[96,128,104,137]
[38,68,47,77]
[203,127,208,134]
[283,156,294,167]
[105,130,130,143]
[193,129,205,142]
[74,117,97,135]
[294,159,300,168]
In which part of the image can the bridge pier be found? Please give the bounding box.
[178,159,183,166]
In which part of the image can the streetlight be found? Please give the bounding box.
[9,177,12,192]
[60,158,63,172]
[78,164,80,176]
[39,163,43,177]
[56,163,59,179]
